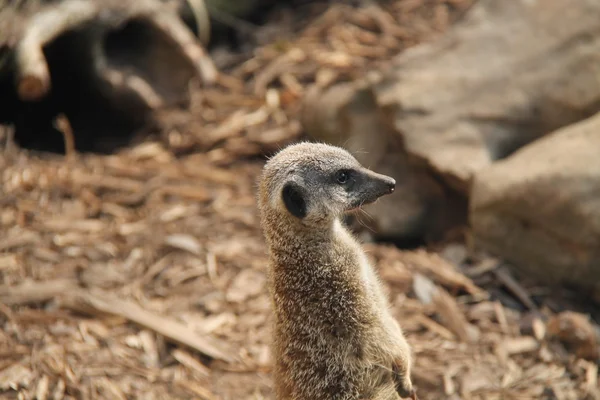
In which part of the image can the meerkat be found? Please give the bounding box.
[258,142,416,400]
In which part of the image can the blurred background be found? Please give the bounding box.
[0,0,599,398]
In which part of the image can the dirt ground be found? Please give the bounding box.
[1,1,599,399]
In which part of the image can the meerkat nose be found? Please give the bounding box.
[386,178,396,193]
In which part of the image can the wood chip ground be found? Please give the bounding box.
[1,1,599,399]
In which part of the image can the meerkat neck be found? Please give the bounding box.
[264,213,340,250]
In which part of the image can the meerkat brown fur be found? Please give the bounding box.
[258,142,415,400]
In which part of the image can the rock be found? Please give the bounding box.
[302,81,466,242]
[470,111,600,291]
[374,0,600,192]
[302,0,600,241]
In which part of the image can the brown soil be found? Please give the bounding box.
[0,1,599,399]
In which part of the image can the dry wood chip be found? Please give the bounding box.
[42,218,106,233]
[52,378,66,400]
[164,234,203,256]
[0,254,18,270]
[494,267,537,311]
[128,142,172,162]
[412,273,437,305]
[36,374,51,400]
[118,220,148,236]
[584,361,599,392]
[95,377,127,400]
[464,257,500,277]
[432,286,478,343]
[0,363,34,390]
[254,49,306,96]
[405,250,485,296]
[468,301,496,321]
[493,301,510,335]
[59,289,236,363]
[413,273,477,342]
[182,164,240,186]
[411,367,440,387]
[70,170,145,192]
[500,359,524,389]
[414,314,456,340]
[154,184,212,202]
[379,264,413,287]
[0,279,79,305]
[443,370,456,395]
[226,269,267,303]
[159,204,196,223]
[32,247,61,262]
[205,108,271,146]
[460,367,496,395]
[250,122,301,148]
[139,330,160,368]
[0,230,39,251]
[532,317,546,341]
[197,312,236,334]
[501,337,539,355]
[172,348,211,377]
[175,379,216,400]
[206,252,219,287]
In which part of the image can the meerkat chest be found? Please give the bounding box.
[333,221,380,299]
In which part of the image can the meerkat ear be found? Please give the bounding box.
[281,182,307,219]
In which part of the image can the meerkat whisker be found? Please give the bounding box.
[355,211,376,234]
[359,207,376,222]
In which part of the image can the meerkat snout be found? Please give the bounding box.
[258,142,416,400]
[356,169,396,199]
[387,178,396,193]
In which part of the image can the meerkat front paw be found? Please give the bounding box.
[392,358,415,399]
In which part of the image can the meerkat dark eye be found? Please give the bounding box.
[336,170,352,184]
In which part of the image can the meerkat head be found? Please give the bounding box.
[259,142,396,227]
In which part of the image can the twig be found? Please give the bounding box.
[103,67,164,110]
[175,379,217,400]
[0,231,40,252]
[206,251,219,287]
[185,0,211,45]
[432,286,475,343]
[172,348,211,377]
[59,289,236,363]
[414,314,456,340]
[493,301,510,335]
[3,125,16,157]
[0,279,79,305]
[54,113,76,160]
[147,11,217,85]
[406,250,486,297]
[494,267,537,311]
[204,4,258,37]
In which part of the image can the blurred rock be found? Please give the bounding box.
[374,0,600,192]
[471,112,600,291]
[302,82,466,242]
[302,0,600,241]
